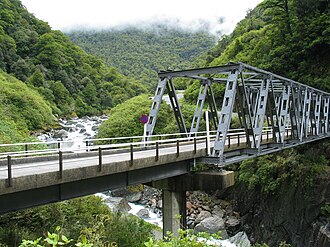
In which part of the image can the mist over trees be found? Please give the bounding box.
[67,25,216,87]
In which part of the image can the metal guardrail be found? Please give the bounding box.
[0,127,283,188]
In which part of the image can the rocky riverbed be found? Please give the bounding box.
[109,186,251,247]
[36,115,108,149]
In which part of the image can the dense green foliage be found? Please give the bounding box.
[67,26,216,87]
[97,94,175,139]
[186,0,330,101]
[0,0,146,117]
[96,94,208,139]
[239,142,329,194]
[144,229,222,247]
[0,195,153,247]
[0,71,54,150]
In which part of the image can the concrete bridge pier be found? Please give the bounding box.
[152,170,235,237]
[162,189,186,236]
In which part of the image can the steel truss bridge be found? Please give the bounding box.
[0,62,329,215]
[146,62,330,165]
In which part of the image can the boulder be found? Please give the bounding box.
[195,210,212,224]
[79,128,86,133]
[52,129,68,139]
[229,231,251,247]
[186,201,195,212]
[226,217,240,228]
[126,192,142,202]
[194,216,225,234]
[136,208,150,219]
[212,205,225,218]
[106,197,131,213]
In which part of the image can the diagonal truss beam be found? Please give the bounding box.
[147,62,330,165]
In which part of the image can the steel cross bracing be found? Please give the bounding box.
[146,62,330,166]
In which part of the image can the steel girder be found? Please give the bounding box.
[147,62,330,165]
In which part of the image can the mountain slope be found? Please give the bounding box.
[199,0,330,89]
[185,0,329,103]
[0,0,146,117]
[67,26,216,87]
[0,71,54,148]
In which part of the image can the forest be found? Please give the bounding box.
[0,0,146,120]
[67,26,216,87]
[0,0,329,246]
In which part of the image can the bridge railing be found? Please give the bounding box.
[0,126,290,160]
[1,127,292,187]
[0,126,287,161]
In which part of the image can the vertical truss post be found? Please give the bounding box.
[278,85,290,143]
[305,90,312,137]
[289,85,300,140]
[166,79,187,135]
[236,73,256,147]
[146,78,167,140]
[189,80,209,135]
[253,76,270,149]
[323,97,330,133]
[314,94,322,135]
[206,84,219,130]
[267,84,280,143]
[300,88,312,140]
[212,69,239,162]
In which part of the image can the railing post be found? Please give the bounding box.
[85,141,89,152]
[205,137,208,155]
[286,128,289,138]
[130,144,133,166]
[266,131,269,141]
[59,151,63,179]
[237,134,240,147]
[228,135,231,148]
[25,144,28,157]
[194,138,197,154]
[176,140,179,158]
[7,155,12,187]
[155,142,159,161]
[98,147,102,172]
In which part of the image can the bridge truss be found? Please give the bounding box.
[146,62,330,166]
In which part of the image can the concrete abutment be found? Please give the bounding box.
[152,170,235,237]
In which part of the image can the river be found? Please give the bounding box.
[36,116,241,247]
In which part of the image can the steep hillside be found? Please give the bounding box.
[197,0,329,90]
[0,0,146,117]
[186,0,329,104]
[0,71,54,148]
[67,26,216,87]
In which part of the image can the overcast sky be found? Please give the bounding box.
[21,0,263,35]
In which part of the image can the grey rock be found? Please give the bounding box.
[79,128,86,133]
[195,210,212,224]
[136,208,150,219]
[226,217,240,227]
[107,197,131,213]
[202,205,211,212]
[212,205,225,218]
[157,199,162,208]
[229,231,251,247]
[53,129,68,139]
[126,192,142,202]
[194,216,225,234]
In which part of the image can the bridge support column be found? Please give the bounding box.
[162,189,186,237]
